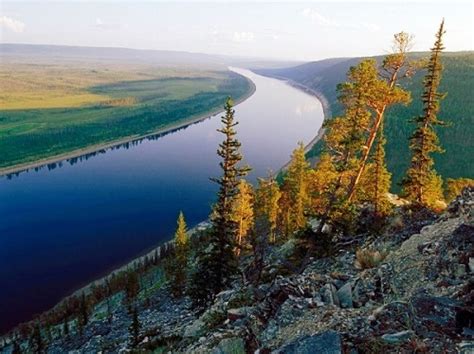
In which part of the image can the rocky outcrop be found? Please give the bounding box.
[3,189,473,353]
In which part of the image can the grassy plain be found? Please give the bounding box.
[0,59,252,170]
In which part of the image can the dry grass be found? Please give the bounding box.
[0,59,219,110]
[355,248,388,270]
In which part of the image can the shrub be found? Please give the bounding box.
[445,178,474,203]
[355,248,387,270]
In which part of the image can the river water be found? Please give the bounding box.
[0,68,324,332]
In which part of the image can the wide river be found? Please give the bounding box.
[0,68,324,333]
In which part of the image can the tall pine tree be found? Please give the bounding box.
[402,20,446,209]
[315,60,376,234]
[189,98,250,308]
[347,32,412,200]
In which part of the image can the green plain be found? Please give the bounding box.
[0,61,252,169]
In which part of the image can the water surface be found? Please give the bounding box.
[0,68,324,332]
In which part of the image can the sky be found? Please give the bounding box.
[1,1,473,61]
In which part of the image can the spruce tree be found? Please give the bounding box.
[128,305,140,347]
[63,318,69,337]
[12,340,21,354]
[31,323,43,353]
[308,153,338,216]
[190,98,249,308]
[254,176,281,243]
[358,127,393,217]
[169,211,189,296]
[402,20,446,209]
[79,292,89,329]
[231,180,254,256]
[280,143,310,237]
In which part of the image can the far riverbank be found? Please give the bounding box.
[0,75,256,177]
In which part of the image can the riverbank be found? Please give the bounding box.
[1,68,324,336]
[64,75,330,301]
[54,73,328,298]
[0,75,256,177]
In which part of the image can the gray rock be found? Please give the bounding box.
[336,282,353,308]
[411,293,461,337]
[469,257,474,273]
[455,263,466,277]
[458,341,474,354]
[381,330,415,344]
[183,319,206,338]
[212,337,245,354]
[273,331,342,354]
[321,283,339,306]
[227,307,251,321]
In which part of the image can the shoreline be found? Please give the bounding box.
[0,73,256,337]
[0,76,256,177]
[1,71,328,338]
[66,73,332,299]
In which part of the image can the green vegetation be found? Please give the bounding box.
[445,178,474,202]
[0,61,252,169]
[165,212,190,297]
[188,98,250,308]
[401,21,447,209]
[257,52,474,191]
[7,24,473,348]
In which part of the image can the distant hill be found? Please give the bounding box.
[0,43,300,69]
[256,51,474,191]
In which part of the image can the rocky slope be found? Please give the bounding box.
[2,189,473,353]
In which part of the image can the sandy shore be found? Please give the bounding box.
[0,77,256,177]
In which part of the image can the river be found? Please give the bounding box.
[0,68,324,333]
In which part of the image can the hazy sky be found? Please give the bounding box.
[1,1,473,61]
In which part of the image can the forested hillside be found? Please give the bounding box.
[256,51,474,191]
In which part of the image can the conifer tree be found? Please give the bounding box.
[445,178,474,202]
[357,127,393,217]
[12,340,21,354]
[231,180,254,256]
[79,292,89,329]
[308,153,338,216]
[31,323,43,353]
[315,61,377,233]
[347,32,413,200]
[402,20,446,208]
[128,305,140,347]
[189,98,249,308]
[280,143,310,237]
[63,318,69,337]
[169,211,189,296]
[254,176,281,243]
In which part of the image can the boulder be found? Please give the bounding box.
[212,337,246,354]
[184,319,206,338]
[227,307,252,321]
[381,330,414,344]
[410,293,460,337]
[321,283,339,306]
[336,282,353,308]
[272,331,342,354]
